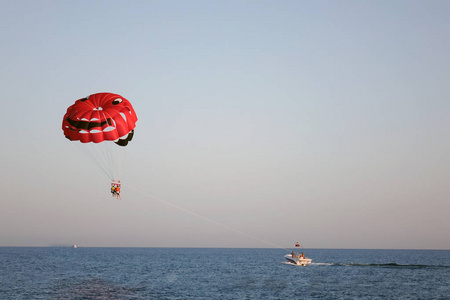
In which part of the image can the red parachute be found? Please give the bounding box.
[62,93,138,190]
[62,92,137,146]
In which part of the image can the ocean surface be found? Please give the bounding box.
[1,247,449,299]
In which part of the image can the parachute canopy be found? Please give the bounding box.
[62,92,137,146]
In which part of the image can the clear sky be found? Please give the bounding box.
[1,0,449,249]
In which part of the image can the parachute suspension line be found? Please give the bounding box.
[94,144,114,180]
[91,142,114,180]
[116,145,125,181]
[123,183,291,252]
[73,141,125,182]
[97,111,115,180]
[75,142,113,180]
[104,142,116,179]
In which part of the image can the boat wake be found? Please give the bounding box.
[335,263,447,269]
[311,262,333,266]
[283,262,448,269]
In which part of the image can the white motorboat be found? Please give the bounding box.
[284,253,312,266]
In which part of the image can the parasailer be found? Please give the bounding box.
[111,181,122,198]
[115,185,121,200]
[111,181,121,199]
[295,242,300,247]
[62,93,137,197]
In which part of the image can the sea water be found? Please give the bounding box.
[1,247,449,299]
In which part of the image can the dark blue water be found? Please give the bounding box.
[1,248,449,299]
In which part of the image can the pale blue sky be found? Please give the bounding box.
[1,0,449,249]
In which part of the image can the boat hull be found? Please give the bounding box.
[284,254,312,266]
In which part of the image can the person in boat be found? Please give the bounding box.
[292,251,295,257]
[301,252,305,258]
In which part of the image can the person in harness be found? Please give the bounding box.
[111,181,121,199]
[115,184,121,200]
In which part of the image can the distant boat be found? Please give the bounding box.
[73,244,77,248]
